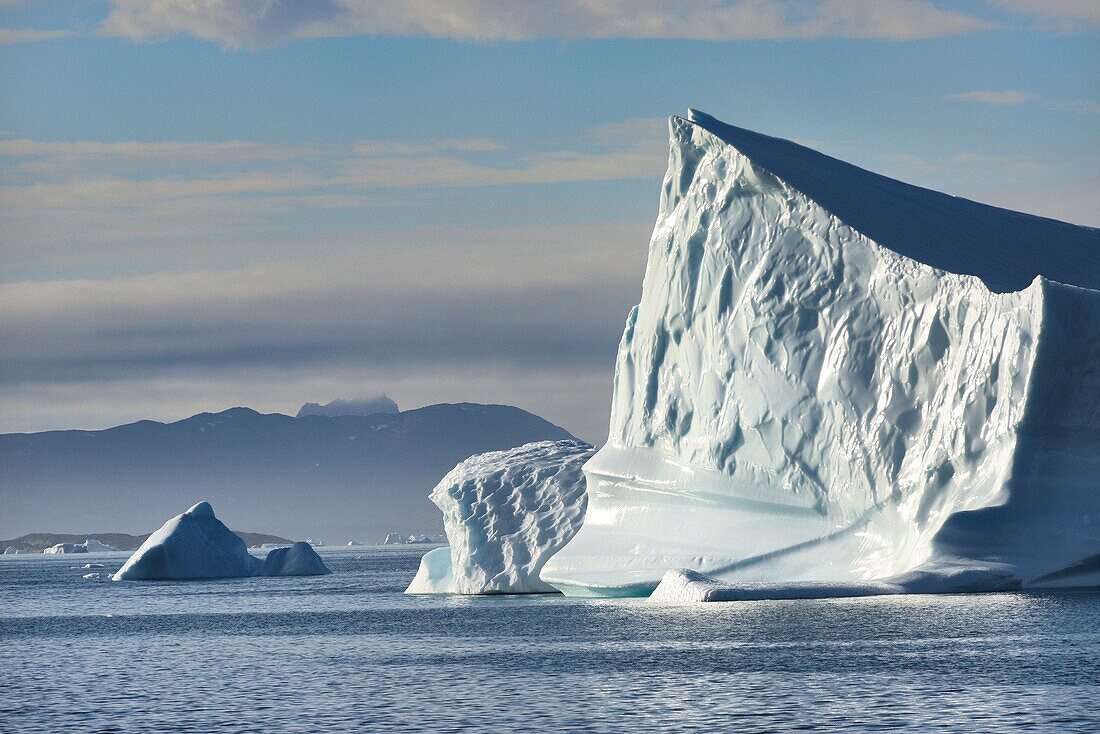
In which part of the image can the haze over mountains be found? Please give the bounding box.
[0,400,575,541]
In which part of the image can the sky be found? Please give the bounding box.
[0,1,1097,443]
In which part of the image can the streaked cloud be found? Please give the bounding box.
[0,27,70,44]
[0,118,668,272]
[98,0,998,48]
[944,90,1033,105]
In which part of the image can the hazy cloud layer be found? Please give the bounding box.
[97,0,1000,48]
[0,220,652,441]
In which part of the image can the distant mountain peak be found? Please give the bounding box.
[296,395,399,418]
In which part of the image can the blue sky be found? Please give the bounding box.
[0,1,1097,441]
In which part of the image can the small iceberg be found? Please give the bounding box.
[113,501,261,581]
[113,502,333,581]
[258,541,331,577]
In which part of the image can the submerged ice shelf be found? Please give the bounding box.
[541,110,1100,598]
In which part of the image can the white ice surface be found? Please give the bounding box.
[258,541,331,576]
[543,110,1100,597]
[113,501,261,581]
[406,440,593,595]
[42,543,87,554]
[405,546,456,594]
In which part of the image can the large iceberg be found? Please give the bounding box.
[113,501,261,581]
[406,440,593,594]
[542,110,1100,597]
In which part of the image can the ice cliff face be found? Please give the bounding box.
[406,440,593,594]
[542,110,1100,596]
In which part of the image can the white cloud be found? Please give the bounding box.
[0,28,70,44]
[98,0,997,48]
[944,90,1033,105]
[0,119,669,266]
[989,0,1100,32]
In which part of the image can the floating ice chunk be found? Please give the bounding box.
[406,439,594,595]
[405,547,455,594]
[81,539,115,552]
[258,541,331,577]
[113,501,261,581]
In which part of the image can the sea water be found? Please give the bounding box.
[2,547,1099,732]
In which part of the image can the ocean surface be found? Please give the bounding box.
[2,547,1099,733]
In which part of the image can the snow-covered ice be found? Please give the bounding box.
[258,541,331,576]
[542,110,1100,597]
[405,546,456,594]
[406,440,594,594]
[113,502,261,581]
[43,543,87,555]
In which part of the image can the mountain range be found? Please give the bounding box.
[0,402,575,541]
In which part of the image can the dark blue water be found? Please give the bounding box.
[2,548,1099,733]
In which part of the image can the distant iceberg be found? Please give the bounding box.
[406,440,594,595]
[543,110,1100,597]
[43,539,115,554]
[43,543,87,554]
[113,502,261,581]
[258,541,331,577]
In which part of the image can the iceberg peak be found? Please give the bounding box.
[185,501,215,519]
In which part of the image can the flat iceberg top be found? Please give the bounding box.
[686,109,1100,293]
